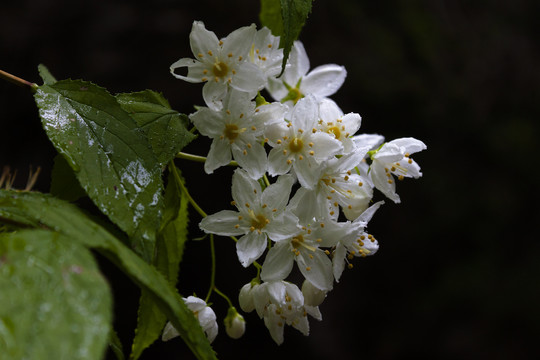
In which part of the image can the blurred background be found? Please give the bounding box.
[1,0,539,359]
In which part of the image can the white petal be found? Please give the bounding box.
[222,24,256,56]
[161,322,179,341]
[390,137,427,154]
[204,138,231,174]
[293,157,321,190]
[189,107,224,138]
[239,283,256,312]
[202,80,227,111]
[261,174,295,210]
[261,242,294,282]
[268,147,292,176]
[318,98,343,122]
[199,210,245,236]
[189,21,220,59]
[231,169,261,212]
[231,141,268,180]
[302,64,347,97]
[371,163,400,203]
[236,231,268,267]
[357,201,385,224]
[332,243,347,282]
[352,133,385,150]
[170,58,203,83]
[373,142,403,163]
[231,61,266,94]
[297,249,334,291]
[291,96,318,132]
[265,211,301,242]
[310,132,344,161]
[286,41,310,81]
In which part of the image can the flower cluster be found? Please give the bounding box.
[170,21,426,344]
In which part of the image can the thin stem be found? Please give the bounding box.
[170,161,207,218]
[213,286,234,308]
[263,174,271,187]
[176,151,238,167]
[204,234,216,303]
[0,69,37,91]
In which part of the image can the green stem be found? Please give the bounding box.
[213,286,234,308]
[176,151,238,167]
[0,69,37,91]
[204,234,216,303]
[170,162,207,218]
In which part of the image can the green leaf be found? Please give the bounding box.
[260,0,283,36]
[109,329,126,360]
[38,64,57,85]
[279,0,313,70]
[34,79,163,262]
[116,90,196,168]
[130,164,191,360]
[260,0,313,73]
[0,229,112,360]
[0,190,216,360]
[50,154,87,202]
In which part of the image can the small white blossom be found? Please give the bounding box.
[250,27,284,80]
[190,89,286,179]
[260,216,337,291]
[288,148,373,222]
[162,296,218,343]
[317,98,362,154]
[266,41,347,108]
[330,201,383,282]
[200,169,300,267]
[247,281,316,345]
[266,96,343,189]
[370,137,427,203]
[170,21,265,109]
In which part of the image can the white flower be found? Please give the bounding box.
[369,137,427,203]
[317,98,362,154]
[260,217,337,291]
[250,27,284,80]
[199,169,300,267]
[247,281,315,345]
[190,89,286,179]
[330,201,383,282]
[266,41,347,107]
[266,96,343,189]
[288,148,374,222]
[224,307,246,339]
[170,21,265,110]
[162,296,218,343]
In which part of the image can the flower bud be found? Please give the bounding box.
[224,307,246,339]
[239,282,256,312]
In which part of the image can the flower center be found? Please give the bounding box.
[281,87,304,104]
[328,126,341,139]
[251,214,269,231]
[212,61,229,78]
[288,137,304,153]
[291,234,305,249]
[224,124,240,141]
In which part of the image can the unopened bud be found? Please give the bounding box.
[224,307,246,339]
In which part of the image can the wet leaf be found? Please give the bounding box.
[0,190,217,360]
[0,230,112,360]
[116,90,196,168]
[131,164,191,360]
[38,64,57,85]
[260,0,313,72]
[34,79,163,262]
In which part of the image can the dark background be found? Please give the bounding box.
[1,0,539,359]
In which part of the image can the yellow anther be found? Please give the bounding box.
[306,267,311,271]
[207,50,213,56]
[388,179,393,184]
[238,215,243,220]
[324,250,330,255]
[358,182,363,186]
[277,139,282,144]
[198,53,204,57]
[235,224,240,229]
[309,151,314,156]
[231,201,236,206]
[344,176,349,181]
[227,52,232,57]
[348,263,354,269]
[251,126,257,131]
[298,155,304,160]
[398,175,405,181]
